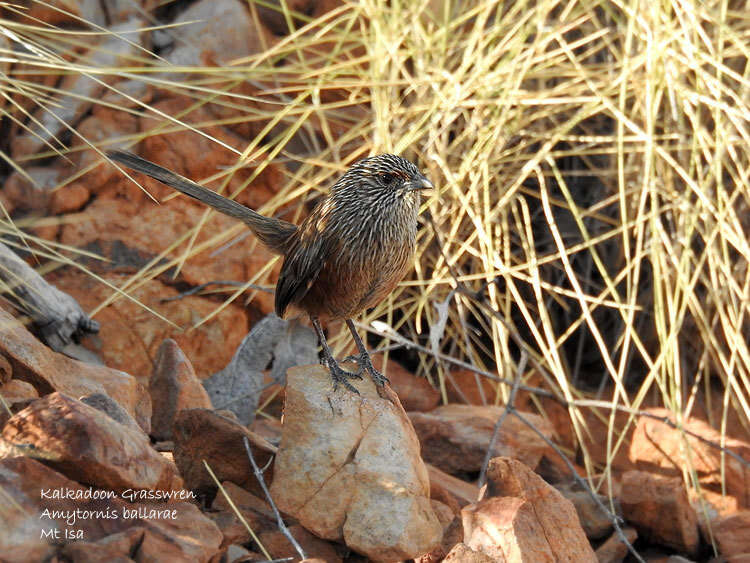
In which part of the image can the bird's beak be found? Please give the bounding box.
[408,175,434,192]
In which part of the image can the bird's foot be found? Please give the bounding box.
[324,356,363,394]
[343,352,390,387]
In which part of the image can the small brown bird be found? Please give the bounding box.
[108,150,433,392]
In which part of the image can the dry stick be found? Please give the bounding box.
[478,351,527,488]
[242,437,306,560]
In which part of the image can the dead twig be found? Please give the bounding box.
[243,436,306,560]
[478,352,527,488]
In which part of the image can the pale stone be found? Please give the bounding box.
[269,364,442,561]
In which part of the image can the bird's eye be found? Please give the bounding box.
[378,172,397,186]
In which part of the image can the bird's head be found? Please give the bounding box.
[332,154,433,211]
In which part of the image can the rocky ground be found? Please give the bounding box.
[0,0,748,562]
[0,305,748,562]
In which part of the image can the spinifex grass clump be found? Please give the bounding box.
[2,0,748,484]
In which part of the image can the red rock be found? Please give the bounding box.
[619,470,699,556]
[49,184,91,215]
[432,499,458,527]
[442,542,496,562]
[0,456,221,562]
[465,457,596,561]
[136,97,284,212]
[57,199,278,319]
[259,525,342,562]
[430,479,463,517]
[629,408,750,507]
[8,0,105,26]
[269,364,442,561]
[1,392,182,493]
[427,463,481,507]
[86,98,280,211]
[150,339,212,440]
[535,449,587,484]
[130,501,222,562]
[0,379,39,428]
[2,166,68,214]
[58,108,139,211]
[594,527,638,563]
[207,510,253,550]
[418,514,465,562]
[0,379,39,403]
[418,500,461,561]
[445,368,499,405]
[409,404,553,474]
[59,527,148,562]
[0,307,150,430]
[223,544,263,562]
[556,483,614,539]
[372,355,440,412]
[0,457,109,563]
[80,392,142,432]
[689,487,740,544]
[578,405,636,472]
[172,408,276,497]
[256,373,285,420]
[0,353,12,384]
[211,481,276,535]
[712,510,750,560]
[249,416,282,445]
[51,271,249,381]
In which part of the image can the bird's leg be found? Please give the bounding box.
[344,319,389,387]
[310,316,362,393]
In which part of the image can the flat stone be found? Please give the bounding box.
[1,392,181,493]
[172,408,275,497]
[0,307,150,431]
[711,510,750,560]
[629,408,750,507]
[409,404,553,474]
[0,456,220,562]
[556,482,615,539]
[619,470,699,556]
[594,527,638,563]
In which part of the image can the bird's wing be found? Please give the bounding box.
[274,218,333,318]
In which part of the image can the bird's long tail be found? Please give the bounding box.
[108,150,296,254]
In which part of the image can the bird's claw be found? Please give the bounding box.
[344,352,390,387]
[325,357,363,394]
